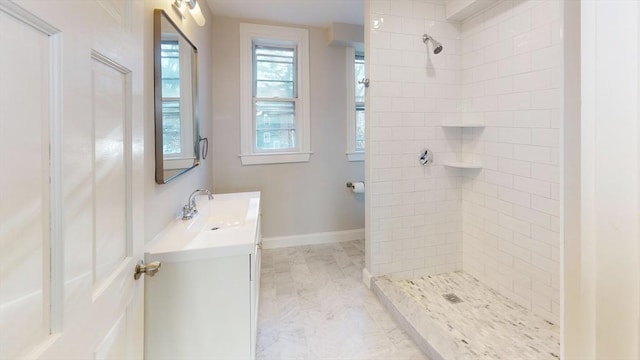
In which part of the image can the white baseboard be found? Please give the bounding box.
[362,267,372,289]
[262,228,365,249]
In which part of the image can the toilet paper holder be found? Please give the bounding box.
[346,181,365,194]
[346,182,364,188]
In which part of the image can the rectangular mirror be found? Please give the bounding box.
[154,9,200,184]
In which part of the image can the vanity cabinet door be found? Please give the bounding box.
[145,256,251,360]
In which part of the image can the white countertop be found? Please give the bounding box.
[145,191,261,263]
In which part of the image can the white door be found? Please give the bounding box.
[0,0,144,358]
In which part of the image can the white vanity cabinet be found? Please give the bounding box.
[144,192,261,360]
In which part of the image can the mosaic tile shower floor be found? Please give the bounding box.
[372,272,560,360]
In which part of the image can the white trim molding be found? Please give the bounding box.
[239,23,311,166]
[238,152,311,165]
[346,152,364,162]
[163,157,196,169]
[362,267,372,289]
[262,228,365,249]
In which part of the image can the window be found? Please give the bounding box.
[160,41,181,156]
[159,37,195,170]
[240,23,311,165]
[254,45,296,151]
[346,47,365,161]
[354,53,365,152]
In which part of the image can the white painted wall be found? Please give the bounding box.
[144,1,215,243]
[210,16,365,238]
[460,0,562,323]
[366,0,464,278]
[564,1,640,358]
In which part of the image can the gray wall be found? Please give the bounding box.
[144,1,214,242]
[211,16,365,238]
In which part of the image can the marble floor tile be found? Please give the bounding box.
[257,240,429,360]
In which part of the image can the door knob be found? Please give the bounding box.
[134,260,161,280]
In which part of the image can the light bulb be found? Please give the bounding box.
[189,0,206,26]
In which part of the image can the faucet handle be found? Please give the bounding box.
[182,204,197,220]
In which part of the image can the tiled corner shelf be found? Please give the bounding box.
[441,123,485,128]
[441,123,484,170]
[444,161,483,169]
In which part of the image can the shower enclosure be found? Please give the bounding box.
[364,0,562,357]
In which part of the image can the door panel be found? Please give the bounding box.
[95,313,128,360]
[91,52,131,291]
[97,0,132,29]
[0,0,144,358]
[0,8,51,358]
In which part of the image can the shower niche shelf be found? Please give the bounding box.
[442,122,483,170]
[441,123,485,128]
[444,161,483,169]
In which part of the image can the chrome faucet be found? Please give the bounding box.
[182,189,213,220]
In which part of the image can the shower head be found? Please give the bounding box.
[433,42,443,54]
[422,34,443,54]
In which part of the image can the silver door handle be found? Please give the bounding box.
[134,260,161,280]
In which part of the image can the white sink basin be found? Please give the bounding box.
[146,192,261,262]
[196,197,250,230]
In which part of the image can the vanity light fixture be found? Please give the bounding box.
[172,0,206,26]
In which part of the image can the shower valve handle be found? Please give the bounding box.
[419,148,434,166]
[358,78,370,88]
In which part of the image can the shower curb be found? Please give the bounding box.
[371,277,476,360]
[371,278,447,360]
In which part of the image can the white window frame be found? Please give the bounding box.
[240,23,311,165]
[346,47,364,162]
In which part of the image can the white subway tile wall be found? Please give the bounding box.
[368,0,463,279]
[367,0,561,323]
[460,0,561,323]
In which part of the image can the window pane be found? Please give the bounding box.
[255,100,296,151]
[255,45,295,98]
[161,79,180,98]
[355,108,365,152]
[355,54,365,152]
[161,42,180,98]
[162,99,181,155]
[355,55,365,104]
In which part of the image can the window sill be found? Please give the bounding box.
[346,152,364,162]
[164,157,197,169]
[239,152,311,165]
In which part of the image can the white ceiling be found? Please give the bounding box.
[204,0,364,28]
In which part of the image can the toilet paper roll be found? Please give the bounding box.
[351,182,365,194]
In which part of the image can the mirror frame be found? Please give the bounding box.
[154,9,200,184]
